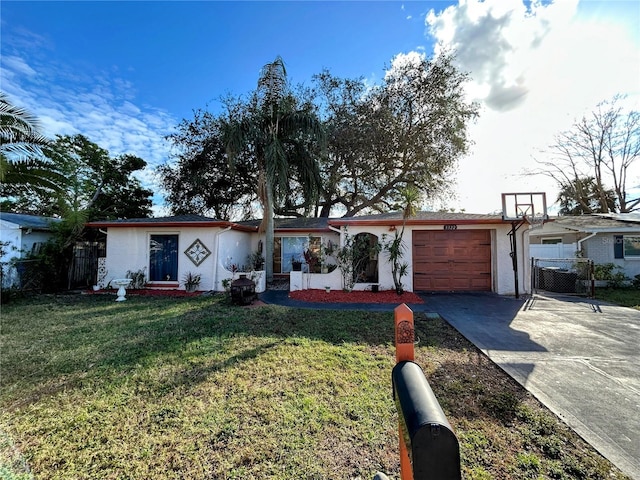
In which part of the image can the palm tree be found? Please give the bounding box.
[224,57,324,283]
[0,92,61,193]
[384,185,420,294]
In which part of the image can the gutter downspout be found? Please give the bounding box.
[328,225,343,246]
[577,232,597,256]
[213,226,232,291]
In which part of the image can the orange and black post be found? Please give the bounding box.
[394,303,414,480]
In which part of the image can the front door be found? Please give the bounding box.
[149,234,178,282]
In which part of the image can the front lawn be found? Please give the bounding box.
[0,294,629,479]
[595,288,640,310]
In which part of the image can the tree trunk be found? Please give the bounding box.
[264,181,275,284]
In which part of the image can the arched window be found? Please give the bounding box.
[353,233,379,283]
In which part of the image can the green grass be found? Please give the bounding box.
[595,287,640,310]
[0,294,631,479]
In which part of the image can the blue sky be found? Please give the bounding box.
[2,1,639,216]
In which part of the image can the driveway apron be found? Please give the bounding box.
[422,292,640,479]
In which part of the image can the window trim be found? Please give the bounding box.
[622,235,640,258]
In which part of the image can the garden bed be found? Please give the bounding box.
[289,288,424,304]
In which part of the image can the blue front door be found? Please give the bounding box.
[149,234,178,281]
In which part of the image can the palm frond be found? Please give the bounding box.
[0,92,49,148]
[258,56,288,114]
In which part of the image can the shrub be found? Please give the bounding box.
[126,268,146,289]
[593,263,629,288]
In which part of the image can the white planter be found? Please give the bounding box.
[290,271,304,291]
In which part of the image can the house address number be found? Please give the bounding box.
[444,224,457,230]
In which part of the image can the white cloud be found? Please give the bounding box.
[0,35,177,208]
[425,0,640,214]
[2,55,37,77]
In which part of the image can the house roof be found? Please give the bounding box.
[87,211,509,232]
[330,211,506,226]
[87,214,256,232]
[0,212,61,230]
[540,214,640,234]
[238,217,334,232]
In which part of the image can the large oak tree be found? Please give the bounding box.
[313,51,478,216]
[161,52,478,221]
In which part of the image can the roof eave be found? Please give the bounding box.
[87,220,257,231]
[274,227,332,233]
[329,218,507,227]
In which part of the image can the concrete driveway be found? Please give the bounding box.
[423,292,640,479]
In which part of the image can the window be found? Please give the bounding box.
[149,234,178,281]
[273,236,321,273]
[541,238,562,245]
[624,236,640,257]
[613,235,640,258]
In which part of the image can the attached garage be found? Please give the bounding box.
[413,229,492,291]
[330,212,527,296]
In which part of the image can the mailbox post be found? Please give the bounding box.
[393,304,461,480]
[394,304,415,479]
[392,361,461,480]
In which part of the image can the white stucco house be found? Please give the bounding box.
[88,211,531,296]
[0,212,61,288]
[529,213,640,281]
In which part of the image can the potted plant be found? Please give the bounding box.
[291,256,303,271]
[247,251,265,271]
[182,271,201,293]
[325,286,331,293]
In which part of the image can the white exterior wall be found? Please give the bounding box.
[215,229,254,291]
[583,234,615,264]
[334,223,526,296]
[1,221,23,264]
[104,226,220,291]
[1,221,56,288]
[505,224,531,296]
[0,221,53,260]
[583,234,640,280]
[1,221,22,288]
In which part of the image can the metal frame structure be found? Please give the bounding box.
[501,193,549,298]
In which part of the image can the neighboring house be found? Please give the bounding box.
[0,212,61,288]
[88,212,528,296]
[529,213,640,281]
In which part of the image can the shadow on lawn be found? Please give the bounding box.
[2,294,402,405]
[2,294,494,408]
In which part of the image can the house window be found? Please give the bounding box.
[541,238,562,245]
[149,234,178,281]
[623,236,640,257]
[273,236,321,273]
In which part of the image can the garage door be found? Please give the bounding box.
[413,230,491,291]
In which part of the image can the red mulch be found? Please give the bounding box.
[85,289,200,297]
[289,289,423,304]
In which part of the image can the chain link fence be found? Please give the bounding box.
[532,258,594,297]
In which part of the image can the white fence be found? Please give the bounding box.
[530,243,577,259]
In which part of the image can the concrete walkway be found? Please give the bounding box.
[259,290,640,479]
